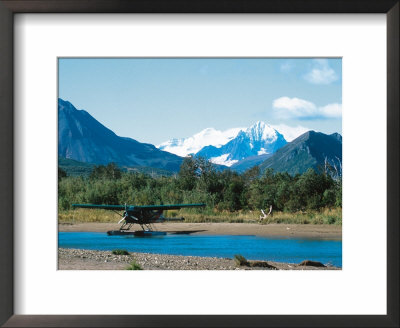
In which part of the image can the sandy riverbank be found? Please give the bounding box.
[59,222,341,239]
[58,248,340,270]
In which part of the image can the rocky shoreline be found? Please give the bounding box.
[58,248,340,270]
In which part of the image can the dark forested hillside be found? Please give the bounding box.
[259,131,342,176]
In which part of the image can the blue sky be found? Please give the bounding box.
[58,58,342,144]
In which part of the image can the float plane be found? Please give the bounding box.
[72,203,205,236]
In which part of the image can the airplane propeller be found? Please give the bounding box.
[118,203,139,223]
[118,203,128,224]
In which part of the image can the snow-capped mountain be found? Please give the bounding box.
[157,121,287,167]
[157,127,244,157]
[196,121,287,166]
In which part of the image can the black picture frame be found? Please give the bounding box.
[0,1,398,327]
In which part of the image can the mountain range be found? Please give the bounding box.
[58,98,341,176]
[196,121,287,166]
[159,121,287,167]
[157,127,243,157]
[58,98,183,172]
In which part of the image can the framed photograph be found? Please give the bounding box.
[57,57,343,272]
[1,0,398,327]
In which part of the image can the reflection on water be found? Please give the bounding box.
[58,232,342,267]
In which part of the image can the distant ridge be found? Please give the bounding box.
[58,156,175,177]
[230,154,272,172]
[58,156,95,177]
[259,131,342,175]
[58,98,183,172]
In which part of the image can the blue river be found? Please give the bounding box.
[58,232,342,267]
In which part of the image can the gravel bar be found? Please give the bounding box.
[58,248,340,270]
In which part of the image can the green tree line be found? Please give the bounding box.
[58,158,342,213]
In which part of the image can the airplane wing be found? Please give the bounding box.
[72,204,127,211]
[133,203,206,211]
[72,203,205,211]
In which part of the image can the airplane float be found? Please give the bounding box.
[72,203,205,236]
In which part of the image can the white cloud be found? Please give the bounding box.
[273,96,316,111]
[270,124,310,142]
[273,96,317,118]
[304,59,338,84]
[272,96,342,119]
[319,103,342,118]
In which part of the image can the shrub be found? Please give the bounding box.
[126,260,142,270]
[234,254,249,266]
[112,249,129,255]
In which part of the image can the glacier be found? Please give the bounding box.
[157,126,244,157]
[158,121,288,167]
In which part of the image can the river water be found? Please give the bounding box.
[59,232,342,267]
